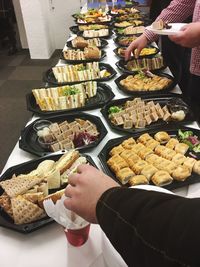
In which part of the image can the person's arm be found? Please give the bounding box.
[145,0,196,42]
[125,0,196,59]
[97,187,200,267]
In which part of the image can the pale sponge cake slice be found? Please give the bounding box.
[11,196,46,225]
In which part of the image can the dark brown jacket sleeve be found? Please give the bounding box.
[96,187,200,267]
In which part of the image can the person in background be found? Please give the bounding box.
[148,0,192,94]
[64,164,200,267]
[125,0,200,118]
[0,0,17,55]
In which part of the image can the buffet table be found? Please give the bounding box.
[1,24,200,267]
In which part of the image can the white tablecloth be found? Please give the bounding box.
[1,33,200,267]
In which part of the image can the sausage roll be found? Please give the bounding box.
[151,170,173,186]
[129,175,149,186]
[174,143,189,155]
[141,164,158,181]
[154,131,170,144]
[116,167,135,184]
[172,165,191,181]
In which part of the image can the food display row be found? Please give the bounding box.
[1,4,199,234]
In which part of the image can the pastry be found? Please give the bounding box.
[129,175,149,186]
[174,143,189,155]
[154,131,170,144]
[183,157,197,172]
[172,165,191,181]
[121,137,136,149]
[116,167,135,184]
[165,138,179,149]
[131,160,148,174]
[141,164,158,181]
[151,170,173,186]
[193,160,200,175]
[131,143,145,154]
[172,153,186,165]
[109,144,125,156]
[137,133,153,145]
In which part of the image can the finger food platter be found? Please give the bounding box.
[66,38,108,49]
[26,82,115,116]
[0,152,97,233]
[113,45,159,59]
[60,49,106,64]
[98,126,200,191]
[43,62,117,85]
[19,113,108,157]
[116,55,166,74]
[101,94,194,134]
[115,72,177,96]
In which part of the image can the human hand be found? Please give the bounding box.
[125,34,148,61]
[169,22,200,48]
[64,164,120,223]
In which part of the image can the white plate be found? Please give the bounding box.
[146,23,187,35]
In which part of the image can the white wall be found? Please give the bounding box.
[19,0,80,59]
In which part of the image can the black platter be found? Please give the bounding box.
[60,49,106,64]
[98,126,200,191]
[19,113,108,157]
[0,153,97,233]
[101,94,194,134]
[114,72,177,96]
[43,63,117,86]
[26,83,115,116]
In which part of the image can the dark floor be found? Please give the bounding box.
[0,47,61,173]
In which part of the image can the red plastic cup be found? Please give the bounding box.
[64,223,90,247]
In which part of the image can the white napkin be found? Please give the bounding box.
[43,195,89,229]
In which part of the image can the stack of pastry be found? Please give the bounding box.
[107,131,200,187]
[0,151,87,224]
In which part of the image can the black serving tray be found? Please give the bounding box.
[60,49,106,64]
[66,38,108,50]
[113,45,159,59]
[98,125,200,191]
[43,63,117,86]
[69,25,80,34]
[26,83,114,116]
[0,152,97,233]
[77,28,113,39]
[115,72,177,96]
[116,58,167,74]
[113,34,141,47]
[101,94,195,134]
[19,113,108,157]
